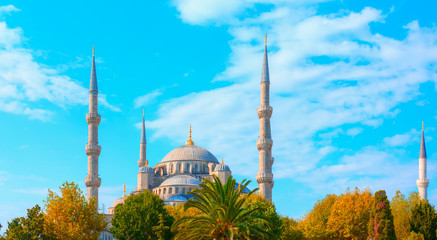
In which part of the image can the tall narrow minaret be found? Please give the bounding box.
[256,35,274,201]
[138,109,147,168]
[417,122,429,200]
[85,46,102,204]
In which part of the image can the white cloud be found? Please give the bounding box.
[133,89,163,108]
[0,5,19,15]
[147,4,437,197]
[384,129,420,147]
[0,8,119,120]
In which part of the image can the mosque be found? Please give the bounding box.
[85,36,274,239]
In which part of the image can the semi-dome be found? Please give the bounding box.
[160,175,201,187]
[161,145,219,164]
[165,194,195,202]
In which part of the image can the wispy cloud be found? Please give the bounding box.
[150,3,437,197]
[0,7,119,120]
[133,89,163,108]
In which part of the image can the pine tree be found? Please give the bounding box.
[409,200,437,240]
[368,190,396,240]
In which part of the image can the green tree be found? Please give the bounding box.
[280,216,305,240]
[172,175,274,240]
[367,190,396,240]
[327,188,373,240]
[391,191,421,240]
[5,204,45,240]
[153,214,171,240]
[44,182,107,240]
[242,194,282,239]
[298,194,338,240]
[110,190,173,240]
[409,200,437,240]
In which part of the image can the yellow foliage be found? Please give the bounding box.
[43,182,107,240]
[298,194,338,240]
[326,188,373,240]
[391,191,421,240]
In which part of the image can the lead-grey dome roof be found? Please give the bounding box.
[166,194,195,202]
[214,163,231,172]
[160,175,201,187]
[139,165,154,173]
[110,196,126,209]
[161,145,219,164]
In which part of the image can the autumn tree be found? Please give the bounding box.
[5,205,45,240]
[405,232,425,240]
[409,200,437,240]
[391,191,420,239]
[327,188,373,240]
[280,216,305,240]
[110,190,173,240]
[367,190,396,240]
[44,182,107,240]
[298,194,338,240]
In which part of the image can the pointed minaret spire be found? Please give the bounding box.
[89,46,98,93]
[123,183,126,198]
[85,46,102,205]
[256,35,274,201]
[417,121,429,199]
[138,109,147,168]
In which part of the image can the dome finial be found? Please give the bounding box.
[93,45,95,56]
[422,121,424,131]
[221,157,224,164]
[145,160,149,166]
[265,34,267,45]
[186,124,194,145]
[123,183,126,198]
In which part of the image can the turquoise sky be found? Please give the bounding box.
[1,0,437,232]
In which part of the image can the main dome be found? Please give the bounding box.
[161,145,219,163]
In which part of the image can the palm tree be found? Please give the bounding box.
[172,175,274,240]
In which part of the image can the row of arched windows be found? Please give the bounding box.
[153,186,195,196]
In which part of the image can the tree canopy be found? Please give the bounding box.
[110,190,173,240]
[172,175,274,240]
[43,182,107,240]
[409,199,437,240]
[5,204,45,240]
[368,190,396,240]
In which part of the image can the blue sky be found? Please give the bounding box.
[1,0,437,232]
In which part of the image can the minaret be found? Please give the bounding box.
[138,109,147,168]
[256,35,274,201]
[417,122,429,200]
[85,46,102,204]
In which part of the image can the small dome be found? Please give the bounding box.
[235,185,251,194]
[166,194,195,202]
[214,163,230,172]
[161,145,219,164]
[160,175,201,187]
[139,165,154,173]
[110,196,126,209]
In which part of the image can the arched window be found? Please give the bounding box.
[186,163,190,173]
[182,187,186,194]
[163,188,167,194]
[169,164,173,174]
[159,189,161,195]
[194,163,198,172]
[175,187,179,194]
[169,188,172,194]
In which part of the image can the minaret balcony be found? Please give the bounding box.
[85,144,101,156]
[257,106,273,119]
[256,172,273,184]
[256,139,273,151]
[417,179,429,188]
[85,176,101,187]
[86,113,101,124]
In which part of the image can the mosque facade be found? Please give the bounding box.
[87,38,274,239]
